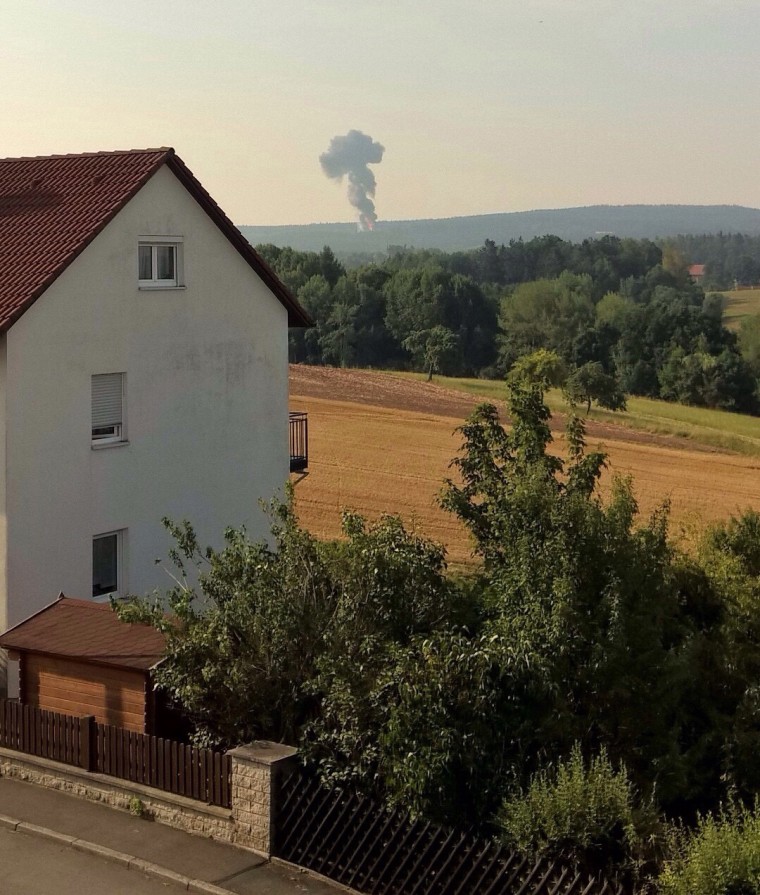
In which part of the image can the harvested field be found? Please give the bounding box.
[290,366,760,565]
[722,287,760,329]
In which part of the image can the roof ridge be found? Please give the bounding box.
[0,147,311,328]
[0,593,67,638]
[0,148,173,164]
[59,596,114,611]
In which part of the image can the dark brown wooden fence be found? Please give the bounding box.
[274,768,626,895]
[0,700,85,767]
[94,722,231,807]
[0,699,230,809]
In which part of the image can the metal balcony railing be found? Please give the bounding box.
[289,412,308,472]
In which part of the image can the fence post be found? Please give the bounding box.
[79,715,95,772]
[227,741,297,857]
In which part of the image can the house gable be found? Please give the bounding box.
[2,159,293,621]
[0,148,310,330]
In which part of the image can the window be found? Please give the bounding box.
[92,373,125,444]
[93,530,125,600]
[138,237,183,287]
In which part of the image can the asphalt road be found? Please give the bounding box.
[0,826,181,895]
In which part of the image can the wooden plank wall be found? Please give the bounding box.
[23,655,147,732]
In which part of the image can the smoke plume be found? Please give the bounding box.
[320,130,385,230]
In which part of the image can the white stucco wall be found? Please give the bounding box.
[0,335,6,694]
[1,165,289,647]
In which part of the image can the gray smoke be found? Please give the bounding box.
[320,130,385,229]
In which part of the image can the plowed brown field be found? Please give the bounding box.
[290,366,760,565]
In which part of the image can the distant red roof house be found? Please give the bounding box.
[688,264,706,282]
[0,148,310,329]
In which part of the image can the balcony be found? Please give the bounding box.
[289,411,308,472]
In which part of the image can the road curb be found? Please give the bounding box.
[0,813,19,831]
[17,821,77,847]
[4,814,237,893]
[71,838,132,867]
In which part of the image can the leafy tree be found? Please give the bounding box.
[302,515,490,821]
[705,510,760,577]
[661,242,691,284]
[320,300,357,367]
[497,273,595,367]
[702,292,724,323]
[439,380,720,811]
[289,274,333,363]
[507,349,567,388]
[698,511,760,797]
[596,292,634,329]
[384,265,443,344]
[659,344,758,412]
[739,314,760,379]
[564,362,627,415]
[318,245,345,287]
[116,497,335,746]
[385,635,507,822]
[402,325,459,380]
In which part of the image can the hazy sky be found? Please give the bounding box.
[4,1,760,225]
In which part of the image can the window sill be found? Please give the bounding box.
[91,440,130,451]
[138,285,186,292]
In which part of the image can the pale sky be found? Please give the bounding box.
[4,1,760,225]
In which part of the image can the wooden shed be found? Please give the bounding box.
[0,595,167,734]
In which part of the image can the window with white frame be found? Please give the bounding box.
[91,373,125,444]
[138,237,183,287]
[92,530,125,599]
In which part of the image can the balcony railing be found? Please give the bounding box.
[289,411,308,472]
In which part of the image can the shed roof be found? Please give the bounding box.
[0,148,311,329]
[0,595,166,672]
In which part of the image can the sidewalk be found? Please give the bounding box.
[0,776,340,894]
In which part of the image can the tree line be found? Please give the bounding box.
[663,232,760,289]
[259,235,760,415]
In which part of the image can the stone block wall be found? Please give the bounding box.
[0,739,298,857]
[229,742,298,855]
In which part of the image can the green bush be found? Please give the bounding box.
[659,800,760,895]
[496,745,655,870]
[706,510,760,577]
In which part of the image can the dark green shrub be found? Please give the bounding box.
[496,744,657,872]
[659,801,760,895]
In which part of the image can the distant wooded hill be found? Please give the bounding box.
[239,205,760,255]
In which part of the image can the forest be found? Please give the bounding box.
[259,235,760,415]
[666,233,760,289]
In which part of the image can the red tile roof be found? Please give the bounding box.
[0,595,166,672]
[0,148,311,329]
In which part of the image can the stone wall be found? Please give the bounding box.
[0,740,297,856]
[229,742,298,855]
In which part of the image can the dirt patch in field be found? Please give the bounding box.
[290,365,480,419]
[290,365,718,454]
[289,366,760,566]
